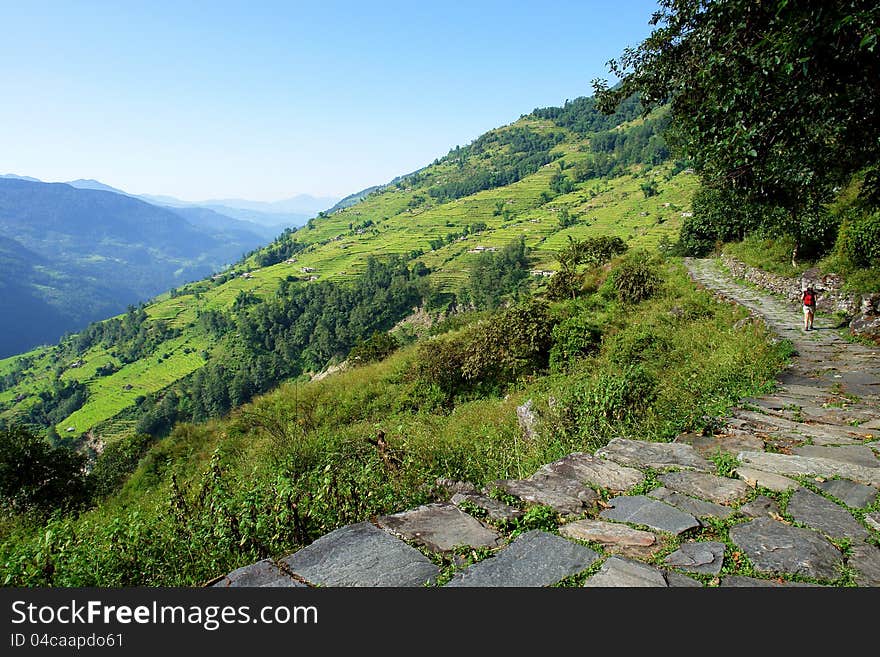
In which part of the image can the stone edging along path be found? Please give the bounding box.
[210,258,880,588]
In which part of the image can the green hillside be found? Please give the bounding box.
[0,96,696,447]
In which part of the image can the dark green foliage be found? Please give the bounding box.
[88,432,154,499]
[416,300,554,399]
[561,235,628,268]
[545,268,584,301]
[135,257,424,431]
[838,208,880,267]
[531,93,642,135]
[596,0,880,254]
[549,314,602,372]
[0,425,91,513]
[348,331,400,365]
[10,380,88,431]
[430,128,565,202]
[610,253,661,304]
[560,363,657,436]
[640,179,659,198]
[604,326,670,368]
[251,229,305,267]
[465,237,530,310]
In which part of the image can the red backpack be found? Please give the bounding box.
[803,290,815,306]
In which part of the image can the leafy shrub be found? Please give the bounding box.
[545,268,584,301]
[88,433,154,499]
[604,326,669,367]
[610,253,661,304]
[838,208,880,267]
[549,314,602,372]
[461,301,554,384]
[562,363,657,435]
[415,300,554,397]
[348,331,399,365]
[0,425,91,513]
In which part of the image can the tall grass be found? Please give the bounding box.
[0,259,791,586]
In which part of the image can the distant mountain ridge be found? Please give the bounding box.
[0,178,269,356]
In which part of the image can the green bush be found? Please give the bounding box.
[610,253,661,304]
[549,314,602,372]
[0,426,91,513]
[348,331,399,365]
[838,208,880,267]
[415,300,554,397]
[88,433,154,499]
[604,326,669,367]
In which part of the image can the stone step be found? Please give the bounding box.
[596,438,713,472]
[210,559,306,588]
[663,541,726,576]
[815,479,878,509]
[657,470,750,504]
[490,472,598,517]
[791,444,880,468]
[583,556,701,587]
[785,488,869,541]
[281,521,439,587]
[737,450,880,488]
[377,503,503,553]
[450,492,524,522]
[600,495,700,534]
[558,519,660,559]
[647,487,737,522]
[445,530,599,587]
[534,452,645,492]
[729,517,843,581]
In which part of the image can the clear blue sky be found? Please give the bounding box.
[1,1,660,202]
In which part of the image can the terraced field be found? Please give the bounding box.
[0,106,697,442]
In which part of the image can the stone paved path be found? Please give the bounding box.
[211,258,880,588]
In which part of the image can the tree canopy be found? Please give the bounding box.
[594,0,880,256]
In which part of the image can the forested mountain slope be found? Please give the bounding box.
[0,94,695,446]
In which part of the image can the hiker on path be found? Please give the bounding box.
[802,285,817,331]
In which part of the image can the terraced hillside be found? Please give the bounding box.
[0,95,697,446]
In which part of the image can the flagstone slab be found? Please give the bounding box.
[735,466,799,492]
[583,557,668,587]
[865,512,880,532]
[600,495,700,535]
[850,543,880,587]
[815,479,878,509]
[445,530,598,587]
[739,495,781,519]
[674,432,764,458]
[582,556,700,587]
[377,503,502,553]
[737,451,880,488]
[647,487,736,521]
[534,452,644,492]
[658,471,750,504]
[490,472,598,516]
[785,488,869,541]
[558,519,660,558]
[729,518,842,580]
[211,559,305,588]
[664,541,726,575]
[450,492,524,522]
[791,445,879,468]
[731,411,865,445]
[282,522,439,587]
[596,438,712,472]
